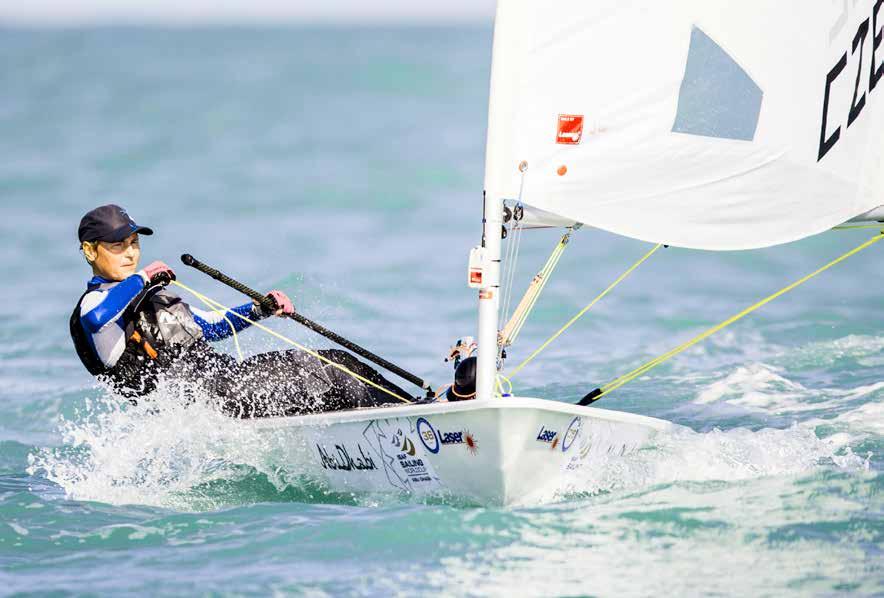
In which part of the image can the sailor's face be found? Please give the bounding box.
[93,233,141,281]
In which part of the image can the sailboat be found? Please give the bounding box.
[242,1,884,506]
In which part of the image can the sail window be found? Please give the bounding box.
[672,26,763,141]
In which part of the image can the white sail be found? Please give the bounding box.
[484,1,884,250]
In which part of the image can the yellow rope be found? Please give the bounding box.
[501,233,570,347]
[189,295,245,363]
[597,231,884,400]
[833,224,884,230]
[507,243,664,379]
[170,280,413,404]
[495,373,513,397]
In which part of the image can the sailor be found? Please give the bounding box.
[70,204,411,416]
[439,337,477,401]
[446,356,477,401]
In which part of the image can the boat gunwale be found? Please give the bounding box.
[240,397,674,432]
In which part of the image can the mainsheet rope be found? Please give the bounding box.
[188,291,245,363]
[594,230,884,401]
[507,242,665,379]
[170,280,413,404]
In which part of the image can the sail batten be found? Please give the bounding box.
[484,1,884,250]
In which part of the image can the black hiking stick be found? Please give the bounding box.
[181,254,432,394]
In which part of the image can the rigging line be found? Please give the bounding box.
[188,292,245,363]
[499,217,524,362]
[498,210,517,339]
[507,242,664,379]
[499,170,528,355]
[506,234,567,341]
[596,231,884,400]
[502,232,570,346]
[514,234,568,334]
[504,221,523,323]
[494,373,513,398]
[170,280,413,404]
[499,217,520,331]
[506,218,524,316]
[833,224,884,230]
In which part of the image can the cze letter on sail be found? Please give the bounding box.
[483,0,884,251]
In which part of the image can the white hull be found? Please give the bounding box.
[244,397,673,506]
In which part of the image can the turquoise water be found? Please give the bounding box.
[1,27,882,596]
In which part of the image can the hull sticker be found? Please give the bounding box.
[416,417,440,454]
[361,419,441,490]
[316,443,377,471]
[562,417,581,453]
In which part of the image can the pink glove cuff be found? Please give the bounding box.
[267,290,294,315]
[141,260,175,285]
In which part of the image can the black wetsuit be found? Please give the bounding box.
[70,275,411,416]
[173,345,411,417]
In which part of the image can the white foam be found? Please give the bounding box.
[563,422,868,499]
[27,381,299,510]
[804,400,884,440]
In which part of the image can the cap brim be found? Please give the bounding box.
[104,224,154,242]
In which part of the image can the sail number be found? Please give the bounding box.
[818,0,884,161]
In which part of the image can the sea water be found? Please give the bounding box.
[0,27,881,596]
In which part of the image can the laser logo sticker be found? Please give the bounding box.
[556,114,584,144]
[536,425,558,443]
[439,431,464,445]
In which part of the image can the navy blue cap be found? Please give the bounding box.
[78,204,154,243]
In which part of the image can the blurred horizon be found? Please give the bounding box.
[0,0,496,27]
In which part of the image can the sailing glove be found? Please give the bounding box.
[140,260,176,286]
[255,290,294,318]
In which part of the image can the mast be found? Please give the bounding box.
[475,0,523,400]
[476,192,503,401]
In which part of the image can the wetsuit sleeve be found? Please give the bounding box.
[190,302,258,342]
[79,274,146,333]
